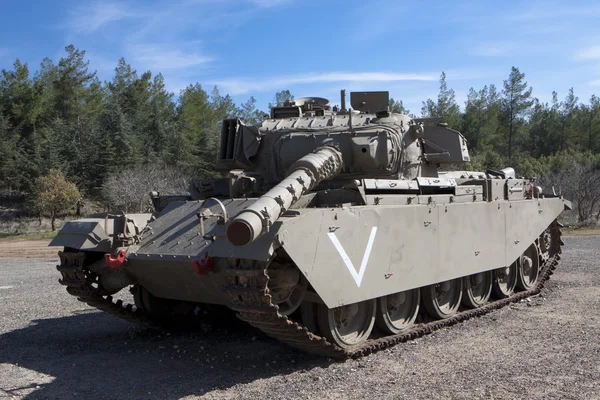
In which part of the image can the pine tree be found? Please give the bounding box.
[144,73,176,162]
[462,85,501,155]
[0,111,19,190]
[0,60,42,193]
[269,90,294,109]
[176,83,212,174]
[557,88,578,151]
[389,98,409,115]
[237,96,268,126]
[421,72,461,129]
[582,95,600,152]
[501,67,533,159]
[55,45,97,122]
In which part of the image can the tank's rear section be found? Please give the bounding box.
[50,91,571,357]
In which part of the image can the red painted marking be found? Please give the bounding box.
[105,249,127,269]
[193,253,214,276]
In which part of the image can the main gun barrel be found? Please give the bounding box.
[226,146,343,246]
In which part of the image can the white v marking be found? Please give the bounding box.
[327,227,378,287]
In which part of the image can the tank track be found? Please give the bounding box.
[56,223,563,358]
[57,251,159,328]
[222,222,564,358]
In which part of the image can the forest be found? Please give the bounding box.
[1,45,600,229]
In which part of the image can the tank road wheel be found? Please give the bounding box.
[268,262,308,316]
[461,271,493,309]
[540,228,552,255]
[422,279,463,319]
[516,244,540,291]
[317,300,376,349]
[492,263,518,298]
[375,288,420,334]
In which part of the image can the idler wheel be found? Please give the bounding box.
[462,271,493,309]
[516,244,540,291]
[492,262,518,298]
[422,278,463,319]
[375,288,420,334]
[268,262,308,316]
[317,299,376,349]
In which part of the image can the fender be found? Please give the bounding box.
[49,213,152,252]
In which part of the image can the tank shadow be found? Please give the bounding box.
[0,311,334,399]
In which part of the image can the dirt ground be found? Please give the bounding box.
[0,236,599,399]
[0,239,58,259]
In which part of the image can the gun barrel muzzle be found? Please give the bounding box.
[226,146,343,246]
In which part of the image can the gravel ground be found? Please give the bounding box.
[0,236,599,400]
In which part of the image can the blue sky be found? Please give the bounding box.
[1,0,599,113]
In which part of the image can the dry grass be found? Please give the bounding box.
[0,217,63,240]
[562,226,600,237]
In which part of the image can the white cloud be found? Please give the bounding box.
[128,44,213,70]
[213,72,437,95]
[470,42,515,57]
[576,45,600,61]
[64,0,292,76]
[69,2,132,33]
[590,80,600,87]
[85,52,121,73]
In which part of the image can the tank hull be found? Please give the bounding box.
[99,194,569,308]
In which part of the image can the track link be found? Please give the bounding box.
[222,223,563,358]
[57,251,158,327]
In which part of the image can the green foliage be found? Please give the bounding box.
[238,96,269,126]
[462,85,501,154]
[421,72,461,129]
[34,169,81,230]
[269,90,294,109]
[1,45,600,224]
[501,67,533,159]
[389,98,409,115]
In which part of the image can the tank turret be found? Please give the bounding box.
[221,91,471,245]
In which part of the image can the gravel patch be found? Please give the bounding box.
[0,236,598,399]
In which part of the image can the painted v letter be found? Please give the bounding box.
[327,227,378,287]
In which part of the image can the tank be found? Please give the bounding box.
[50,90,571,357]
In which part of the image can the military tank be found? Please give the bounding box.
[50,91,571,357]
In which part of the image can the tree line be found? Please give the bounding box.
[420,70,600,177]
[1,45,599,223]
[0,45,268,200]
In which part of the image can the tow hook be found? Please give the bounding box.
[193,253,214,276]
[105,249,127,269]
